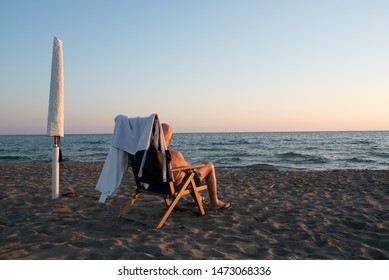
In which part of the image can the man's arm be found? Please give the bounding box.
[169,149,190,168]
[168,149,191,185]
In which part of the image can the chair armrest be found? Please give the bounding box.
[171,164,205,172]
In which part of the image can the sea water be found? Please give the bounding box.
[0,131,388,171]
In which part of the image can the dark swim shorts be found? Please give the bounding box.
[193,171,202,186]
[146,170,202,194]
[175,170,202,191]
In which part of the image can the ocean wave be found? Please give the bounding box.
[277,152,329,164]
[369,151,389,158]
[245,163,279,171]
[349,140,373,145]
[0,155,33,162]
[198,147,232,152]
[346,157,376,163]
[87,140,108,145]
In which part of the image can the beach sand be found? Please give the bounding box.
[0,162,388,260]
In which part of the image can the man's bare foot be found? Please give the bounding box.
[210,202,231,210]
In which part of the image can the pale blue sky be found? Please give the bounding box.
[1,0,388,134]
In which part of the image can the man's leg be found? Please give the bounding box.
[198,161,229,209]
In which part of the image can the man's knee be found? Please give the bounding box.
[204,161,215,171]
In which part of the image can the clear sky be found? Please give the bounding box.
[1,0,388,134]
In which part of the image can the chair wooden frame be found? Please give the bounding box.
[120,155,208,229]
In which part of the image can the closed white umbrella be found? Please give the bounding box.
[47,37,64,199]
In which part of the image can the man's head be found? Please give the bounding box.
[161,123,173,147]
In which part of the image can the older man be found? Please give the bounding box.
[162,123,231,210]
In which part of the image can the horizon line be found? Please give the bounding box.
[1,129,388,136]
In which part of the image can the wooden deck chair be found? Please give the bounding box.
[120,154,208,228]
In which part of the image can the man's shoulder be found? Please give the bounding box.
[168,149,186,164]
[169,149,183,157]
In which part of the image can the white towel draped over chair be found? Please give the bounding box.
[95,113,167,203]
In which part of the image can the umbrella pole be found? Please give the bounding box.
[52,136,60,199]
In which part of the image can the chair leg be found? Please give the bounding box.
[156,175,194,229]
[164,197,172,207]
[156,190,186,229]
[192,191,206,216]
[156,173,205,228]
[191,179,206,216]
[120,192,141,217]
